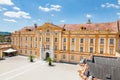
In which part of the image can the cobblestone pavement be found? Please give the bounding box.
[0,56,82,80]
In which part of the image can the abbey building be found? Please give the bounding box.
[11,20,120,63]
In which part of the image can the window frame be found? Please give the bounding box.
[80,47,83,52]
[90,38,94,44]
[100,38,104,44]
[110,38,114,45]
[90,47,93,53]
[80,38,84,43]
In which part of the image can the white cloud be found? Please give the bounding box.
[60,20,65,23]
[3,18,17,22]
[39,6,50,12]
[117,12,120,18]
[86,14,92,18]
[4,11,31,19]
[38,19,41,21]
[13,6,20,11]
[101,3,120,9]
[118,0,120,4]
[39,4,62,12]
[50,5,61,11]
[51,14,54,16]
[0,0,14,5]
[0,7,7,12]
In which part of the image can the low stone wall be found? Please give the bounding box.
[78,63,101,80]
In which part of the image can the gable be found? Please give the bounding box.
[37,22,63,31]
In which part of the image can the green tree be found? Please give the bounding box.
[47,57,53,66]
[29,55,34,62]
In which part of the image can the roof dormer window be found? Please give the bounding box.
[47,29,50,32]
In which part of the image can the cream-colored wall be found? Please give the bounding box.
[11,23,119,63]
[0,49,2,58]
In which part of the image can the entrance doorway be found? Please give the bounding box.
[45,52,50,60]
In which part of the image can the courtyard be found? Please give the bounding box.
[0,56,81,80]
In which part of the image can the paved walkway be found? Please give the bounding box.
[0,56,82,80]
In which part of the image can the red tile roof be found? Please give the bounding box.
[58,22,118,32]
[19,26,35,31]
[19,21,120,32]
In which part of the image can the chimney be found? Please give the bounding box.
[117,20,119,31]
[34,23,37,28]
[87,19,92,24]
[62,24,66,31]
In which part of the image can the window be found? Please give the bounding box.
[55,54,57,58]
[63,38,66,42]
[31,37,32,41]
[46,29,50,35]
[71,46,74,51]
[63,46,66,50]
[35,44,37,48]
[90,39,93,44]
[55,32,58,35]
[30,51,32,54]
[80,56,83,61]
[30,44,32,48]
[71,38,74,43]
[80,47,83,52]
[46,45,50,50]
[62,55,66,59]
[47,29,50,32]
[25,50,27,54]
[46,38,50,42]
[55,38,57,42]
[40,32,42,35]
[25,44,27,48]
[21,50,22,53]
[100,38,104,44]
[80,38,84,43]
[110,39,114,44]
[35,37,37,41]
[40,38,41,41]
[100,48,104,54]
[16,37,18,40]
[55,45,57,50]
[26,37,27,41]
[90,47,93,53]
[71,56,74,60]
[21,37,22,41]
[35,51,37,55]
[110,48,113,54]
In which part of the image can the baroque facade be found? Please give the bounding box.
[11,20,120,63]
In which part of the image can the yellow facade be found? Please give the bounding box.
[11,22,119,63]
[0,44,12,58]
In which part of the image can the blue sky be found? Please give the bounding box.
[0,0,120,32]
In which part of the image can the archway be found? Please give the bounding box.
[45,52,50,60]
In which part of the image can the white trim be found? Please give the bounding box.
[93,38,95,53]
[70,38,72,51]
[59,32,61,50]
[74,38,76,51]
[104,38,106,53]
[79,38,80,52]
[40,36,42,60]
[114,38,116,54]
[66,38,68,50]
[98,38,100,53]
[51,34,54,59]
[84,38,85,52]
[108,38,110,54]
